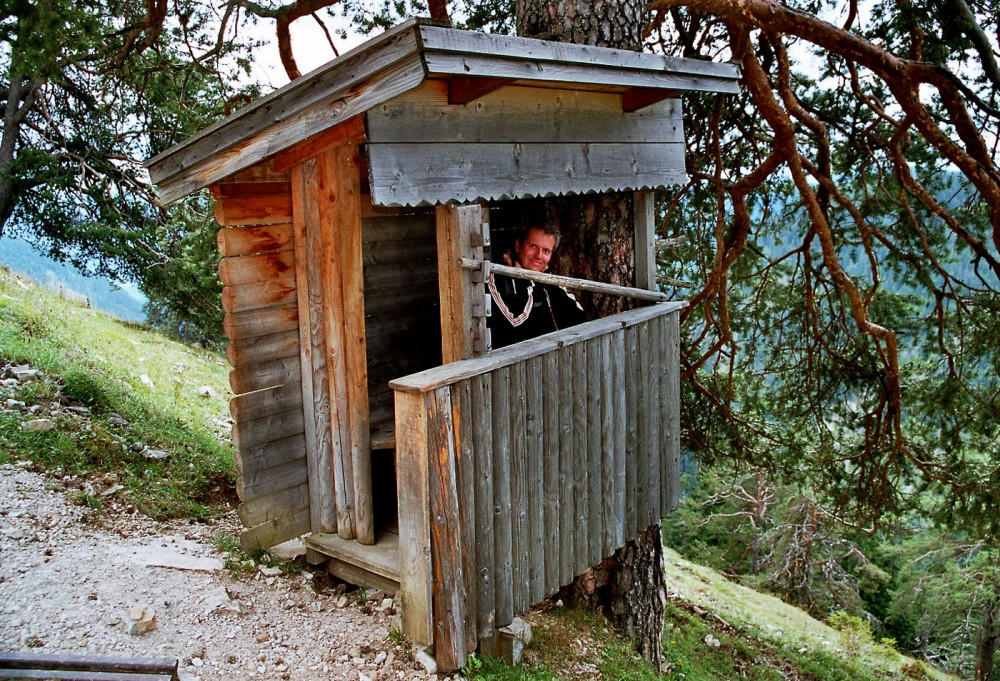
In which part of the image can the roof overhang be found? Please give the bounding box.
[146,19,741,205]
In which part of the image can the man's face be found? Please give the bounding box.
[514,228,556,272]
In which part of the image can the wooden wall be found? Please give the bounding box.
[214,171,313,550]
[362,206,442,432]
[391,302,683,671]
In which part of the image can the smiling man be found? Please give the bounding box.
[487,224,585,349]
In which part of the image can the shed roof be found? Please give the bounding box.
[146,18,740,205]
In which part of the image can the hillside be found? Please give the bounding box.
[0,266,955,680]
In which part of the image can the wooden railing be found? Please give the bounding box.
[389,301,684,670]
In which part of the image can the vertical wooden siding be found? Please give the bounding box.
[214,174,313,550]
[391,303,683,670]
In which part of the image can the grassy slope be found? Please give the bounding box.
[0,266,235,518]
[0,267,956,680]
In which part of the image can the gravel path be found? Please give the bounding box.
[0,461,432,680]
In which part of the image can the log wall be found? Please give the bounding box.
[214,172,312,550]
[391,302,683,670]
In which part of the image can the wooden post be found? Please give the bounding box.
[291,159,338,536]
[437,204,488,364]
[325,143,374,546]
[634,190,657,292]
[395,390,433,647]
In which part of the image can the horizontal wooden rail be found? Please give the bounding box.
[390,300,686,394]
[460,259,669,302]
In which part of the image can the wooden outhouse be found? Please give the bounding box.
[146,19,739,671]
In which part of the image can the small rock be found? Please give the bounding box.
[377,598,394,612]
[197,386,217,399]
[704,634,721,648]
[501,617,533,646]
[25,635,44,648]
[373,651,387,666]
[22,419,54,432]
[259,566,282,577]
[12,366,42,382]
[101,484,123,497]
[309,602,322,613]
[127,606,157,636]
[336,596,349,609]
[191,657,204,668]
[142,449,169,461]
[139,375,154,388]
[107,414,127,426]
[413,645,437,675]
[5,399,25,410]
[65,405,91,416]
[359,672,373,681]
[269,539,306,561]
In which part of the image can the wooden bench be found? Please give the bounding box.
[0,653,179,680]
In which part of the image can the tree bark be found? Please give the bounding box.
[975,589,999,681]
[513,0,667,669]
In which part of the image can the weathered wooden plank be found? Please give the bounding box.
[586,338,603,566]
[218,249,296,287]
[0,652,178,678]
[361,211,436,240]
[437,203,486,363]
[525,355,545,605]
[648,313,663,524]
[305,531,401,583]
[509,361,529,614]
[571,342,589,576]
[470,372,496,643]
[215,194,293,227]
[221,276,297,314]
[235,433,306,479]
[230,382,303,423]
[327,143,374,545]
[600,333,615,558]
[490,366,514,628]
[370,81,683,144]
[223,305,298,341]
[421,50,739,94]
[542,351,560,596]
[226,330,299,368]
[427,387,471,673]
[0,669,173,680]
[149,55,424,203]
[368,141,687,207]
[452,380,479,654]
[611,329,627,549]
[390,302,687,393]
[416,24,742,84]
[232,408,305,451]
[271,116,366,172]
[238,456,309,500]
[635,321,651,530]
[394,390,433,645]
[363,235,438,268]
[557,345,575,586]
[229,354,301,395]
[633,190,657,291]
[217,224,294,257]
[240,507,311,550]
[239,481,310,527]
[662,312,681,514]
[624,324,639,539]
[212,181,290,200]
[293,159,336,537]
[312,150,357,541]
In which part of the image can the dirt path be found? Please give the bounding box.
[0,461,433,680]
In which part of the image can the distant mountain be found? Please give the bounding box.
[0,236,147,323]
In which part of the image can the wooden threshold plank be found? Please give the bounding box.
[304,532,401,583]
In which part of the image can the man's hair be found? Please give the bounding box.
[514,223,561,249]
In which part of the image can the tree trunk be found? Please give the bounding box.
[975,591,999,681]
[514,0,667,670]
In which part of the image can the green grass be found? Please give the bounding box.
[0,267,236,518]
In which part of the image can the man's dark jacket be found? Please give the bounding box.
[487,271,585,349]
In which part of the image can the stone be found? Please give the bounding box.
[373,651,387,666]
[377,598,394,612]
[5,399,25,410]
[144,548,222,572]
[65,406,91,416]
[259,566,282,577]
[197,386,217,399]
[12,366,42,382]
[413,646,437,675]
[22,419,54,432]
[127,606,157,636]
[142,449,169,461]
[269,538,306,561]
[501,617,533,646]
[139,375,154,388]
[107,414,127,426]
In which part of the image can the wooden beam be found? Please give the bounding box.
[217,224,294,258]
[437,204,487,364]
[462,259,667,302]
[326,143,375,546]
[633,190,657,291]
[447,76,512,104]
[395,390,434,646]
[271,116,366,172]
[622,88,680,113]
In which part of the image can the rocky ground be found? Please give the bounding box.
[0,461,434,681]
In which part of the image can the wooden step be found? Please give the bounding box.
[305,531,400,595]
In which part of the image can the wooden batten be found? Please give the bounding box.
[217,224,294,257]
